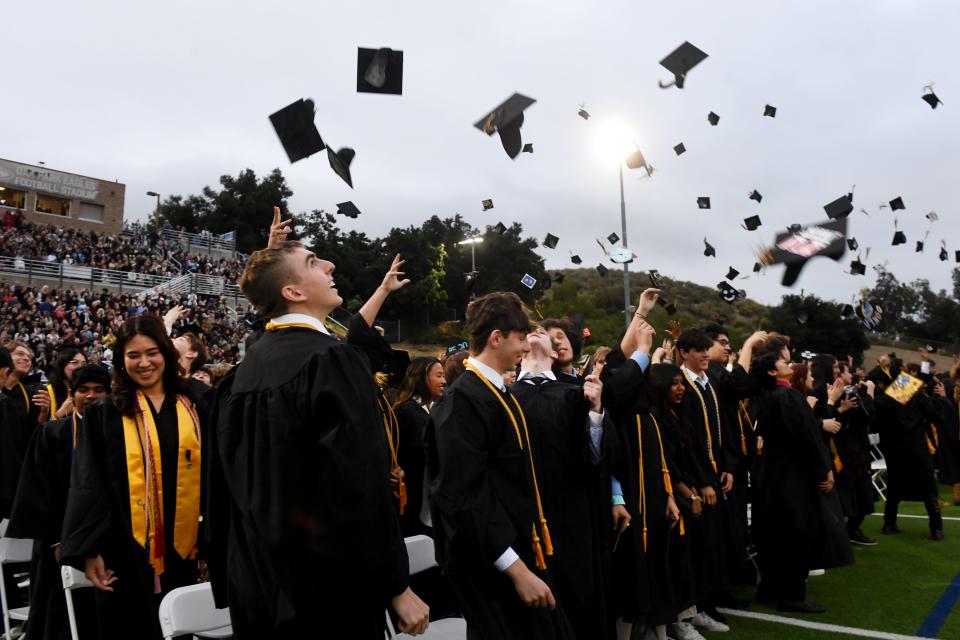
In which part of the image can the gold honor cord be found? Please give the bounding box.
[17,381,29,412]
[72,411,79,449]
[635,416,648,553]
[464,363,553,569]
[681,370,721,475]
[927,423,939,455]
[47,383,58,417]
[737,401,750,455]
[829,438,844,473]
[265,320,323,332]
[649,414,684,537]
[380,395,407,514]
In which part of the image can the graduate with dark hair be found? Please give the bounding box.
[542,317,584,387]
[429,291,575,639]
[207,208,429,638]
[8,364,109,640]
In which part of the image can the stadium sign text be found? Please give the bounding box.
[0,159,99,200]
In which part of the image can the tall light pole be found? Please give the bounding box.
[618,161,630,328]
[457,236,484,301]
[146,191,161,228]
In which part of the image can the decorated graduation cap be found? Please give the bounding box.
[357,47,403,94]
[922,84,943,109]
[596,238,635,264]
[474,93,536,159]
[625,147,654,175]
[717,281,745,304]
[697,197,711,210]
[742,215,762,231]
[758,217,848,286]
[520,274,537,289]
[607,232,620,244]
[824,194,854,220]
[707,111,720,126]
[856,294,884,330]
[269,98,326,163]
[703,238,716,258]
[327,146,355,188]
[674,143,686,156]
[763,104,777,118]
[749,190,763,203]
[658,41,708,89]
[542,233,559,249]
[336,201,360,219]
[482,199,494,211]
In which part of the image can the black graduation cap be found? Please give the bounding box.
[922,86,943,109]
[707,112,720,126]
[850,258,866,275]
[916,240,925,252]
[658,41,708,89]
[787,223,802,233]
[176,322,204,337]
[824,195,854,219]
[742,215,762,231]
[956,250,960,264]
[847,237,859,251]
[596,264,609,277]
[553,272,565,284]
[940,242,948,261]
[523,143,534,153]
[753,262,763,273]
[607,232,620,244]
[520,274,537,289]
[482,199,494,211]
[892,230,907,246]
[725,267,740,280]
[703,238,716,257]
[663,302,678,315]
[540,277,552,291]
[474,93,536,159]
[578,105,591,120]
[356,47,403,95]
[542,233,559,249]
[493,221,507,234]
[648,270,663,288]
[570,254,582,265]
[674,143,686,155]
[890,196,905,211]
[927,211,939,222]
[759,217,848,286]
[697,197,711,210]
[764,104,777,118]
[336,201,360,219]
[840,304,855,319]
[326,146,355,188]
[269,98,326,163]
[796,310,809,325]
[717,281,738,304]
[749,190,763,203]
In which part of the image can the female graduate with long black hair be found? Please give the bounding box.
[47,347,86,420]
[60,314,206,640]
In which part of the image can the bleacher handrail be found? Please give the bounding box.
[0,254,173,291]
[160,228,236,254]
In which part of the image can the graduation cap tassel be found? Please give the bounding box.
[636,416,649,553]
[540,519,554,556]
[531,524,547,570]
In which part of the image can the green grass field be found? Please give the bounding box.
[703,489,960,639]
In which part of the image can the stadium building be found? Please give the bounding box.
[0,157,125,234]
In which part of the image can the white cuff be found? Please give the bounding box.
[494,547,520,572]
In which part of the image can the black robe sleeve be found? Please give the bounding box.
[0,395,32,520]
[6,417,73,542]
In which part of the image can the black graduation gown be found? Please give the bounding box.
[936,397,960,485]
[60,396,203,640]
[752,385,852,602]
[7,415,95,640]
[676,372,729,597]
[429,370,575,640]
[0,393,32,520]
[833,393,876,518]
[395,399,431,537]
[600,352,676,626]
[3,377,44,428]
[510,377,614,640]
[207,326,409,640]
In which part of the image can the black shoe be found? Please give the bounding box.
[930,530,945,541]
[777,600,827,613]
[849,529,878,546]
[882,523,903,535]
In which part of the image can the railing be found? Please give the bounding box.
[0,255,174,292]
[160,228,236,255]
[138,274,192,300]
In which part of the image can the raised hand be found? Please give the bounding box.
[267,205,292,249]
[583,374,602,412]
[636,320,657,355]
[380,254,411,294]
[636,288,661,318]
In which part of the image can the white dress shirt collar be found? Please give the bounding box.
[517,370,557,383]
[681,364,709,388]
[270,313,331,335]
[466,357,507,392]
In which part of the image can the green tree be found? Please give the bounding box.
[768,294,869,362]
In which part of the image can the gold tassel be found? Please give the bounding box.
[397,480,408,515]
[829,439,843,473]
[541,520,554,556]
[740,433,748,456]
[679,514,686,536]
[642,527,648,553]
[662,471,673,496]
[531,524,546,570]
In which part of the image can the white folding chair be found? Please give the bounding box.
[869,433,888,501]
[61,565,93,640]
[387,534,466,640]
[157,582,232,640]
[0,519,32,640]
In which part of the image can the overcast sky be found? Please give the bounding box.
[5,0,958,306]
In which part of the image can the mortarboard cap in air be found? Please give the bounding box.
[596,264,609,277]
[269,98,326,163]
[570,254,582,265]
[824,194,854,219]
[742,215,762,231]
[889,196,905,211]
[717,281,739,304]
[697,197,711,210]
[553,272,565,284]
[892,230,906,246]
[520,274,537,289]
[540,277,552,291]
[708,111,720,126]
[327,146,355,188]
[607,232,620,244]
[940,243,948,261]
[578,106,590,120]
[850,258,866,275]
[493,221,507,234]
[474,93,536,159]
[336,201,360,218]
[916,240,925,252]
[357,47,403,94]
[703,238,716,257]
[523,143,533,153]
[659,41,708,89]
[922,87,943,109]
[674,143,686,156]
[759,217,848,286]
[542,233,559,249]
[847,237,859,251]
[764,104,777,117]
[725,267,740,280]
[956,250,960,263]
[927,211,939,222]
[840,304,855,319]
[749,190,763,203]
[753,262,763,273]
[482,199,494,211]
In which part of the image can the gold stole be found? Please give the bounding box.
[927,424,939,455]
[682,370,722,475]
[72,412,79,449]
[380,395,407,514]
[649,414,683,537]
[829,439,844,473]
[47,383,58,417]
[737,401,750,455]
[16,381,29,413]
[121,391,201,578]
[464,362,553,569]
